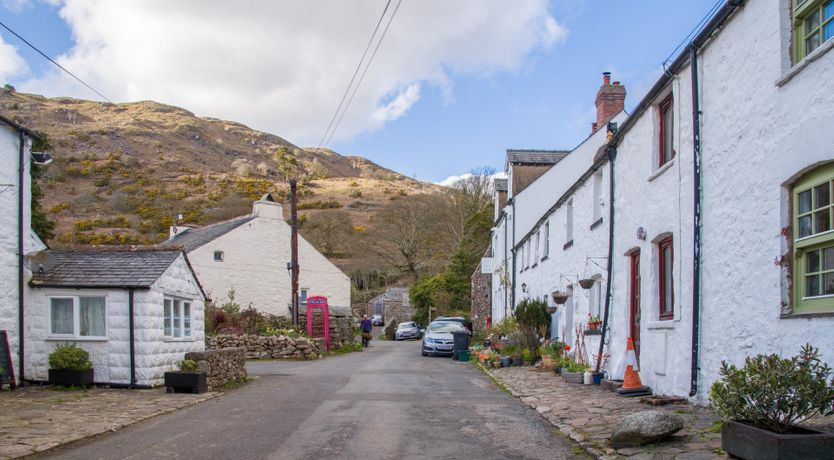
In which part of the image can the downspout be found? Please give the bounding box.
[595,145,617,373]
[128,288,136,388]
[17,130,25,385]
[689,43,703,397]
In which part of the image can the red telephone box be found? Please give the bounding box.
[305,296,330,351]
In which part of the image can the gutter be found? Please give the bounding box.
[17,130,25,386]
[128,288,136,388]
[595,145,617,373]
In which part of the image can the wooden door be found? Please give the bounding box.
[629,251,641,362]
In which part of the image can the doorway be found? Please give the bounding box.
[629,251,641,362]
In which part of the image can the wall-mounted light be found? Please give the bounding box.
[521,283,528,293]
[636,226,647,241]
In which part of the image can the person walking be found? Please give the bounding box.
[360,314,373,347]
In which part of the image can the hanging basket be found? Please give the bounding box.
[546,305,558,314]
[578,278,595,290]
[551,291,569,304]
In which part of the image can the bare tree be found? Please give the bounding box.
[302,210,352,256]
[437,167,495,261]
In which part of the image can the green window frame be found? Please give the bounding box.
[793,0,834,62]
[793,164,834,313]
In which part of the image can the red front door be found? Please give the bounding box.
[629,251,641,362]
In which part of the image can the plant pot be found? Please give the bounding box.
[721,419,834,460]
[563,371,584,384]
[164,371,207,394]
[500,357,512,368]
[592,372,604,385]
[551,292,569,304]
[541,355,555,369]
[578,278,595,289]
[48,368,94,387]
[511,357,522,366]
[587,322,600,331]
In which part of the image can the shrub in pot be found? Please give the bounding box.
[165,358,207,394]
[562,359,588,384]
[709,344,834,460]
[48,343,94,387]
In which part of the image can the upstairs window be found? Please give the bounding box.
[592,170,604,222]
[793,164,834,313]
[658,96,674,168]
[534,231,540,264]
[658,237,674,320]
[543,222,550,258]
[794,0,834,61]
[214,250,224,262]
[566,199,574,246]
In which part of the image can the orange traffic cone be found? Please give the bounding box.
[616,337,652,397]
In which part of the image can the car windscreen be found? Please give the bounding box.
[397,322,416,328]
[427,322,464,333]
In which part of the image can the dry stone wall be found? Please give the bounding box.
[207,335,322,360]
[184,347,247,390]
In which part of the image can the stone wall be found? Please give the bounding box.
[207,334,322,360]
[470,263,491,333]
[298,305,355,349]
[185,347,247,390]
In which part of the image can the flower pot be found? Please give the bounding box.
[48,368,94,387]
[563,371,584,384]
[541,355,555,369]
[511,357,522,366]
[592,372,605,385]
[164,371,207,394]
[588,322,600,331]
[721,419,834,460]
[551,292,569,304]
[578,278,595,289]
[500,357,512,368]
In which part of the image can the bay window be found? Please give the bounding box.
[793,164,834,313]
[49,296,107,338]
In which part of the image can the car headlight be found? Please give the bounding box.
[424,337,434,344]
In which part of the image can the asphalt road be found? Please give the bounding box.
[39,334,585,460]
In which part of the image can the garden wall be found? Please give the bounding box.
[297,305,356,349]
[184,347,247,390]
[207,335,322,360]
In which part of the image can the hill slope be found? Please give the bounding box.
[0,90,439,271]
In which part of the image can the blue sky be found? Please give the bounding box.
[1,1,718,183]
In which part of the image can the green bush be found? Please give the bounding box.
[513,299,550,351]
[48,343,92,371]
[709,344,834,433]
[178,359,199,373]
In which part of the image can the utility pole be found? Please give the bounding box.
[290,179,300,327]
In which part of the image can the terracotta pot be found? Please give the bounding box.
[588,322,600,331]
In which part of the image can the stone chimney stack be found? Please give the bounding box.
[594,72,626,132]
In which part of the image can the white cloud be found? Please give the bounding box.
[1,0,31,12]
[437,171,506,187]
[19,0,565,146]
[0,35,27,83]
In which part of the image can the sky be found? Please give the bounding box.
[0,0,719,183]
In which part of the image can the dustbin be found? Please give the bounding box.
[451,330,472,360]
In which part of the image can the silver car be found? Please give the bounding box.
[421,321,465,357]
[394,321,420,341]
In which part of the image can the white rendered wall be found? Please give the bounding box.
[187,201,351,317]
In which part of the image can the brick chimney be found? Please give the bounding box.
[594,72,626,132]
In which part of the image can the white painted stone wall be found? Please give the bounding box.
[186,200,351,317]
[490,213,511,323]
[25,254,204,387]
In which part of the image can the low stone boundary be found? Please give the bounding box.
[207,334,322,360]
[185,347,247,390]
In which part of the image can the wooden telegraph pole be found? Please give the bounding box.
[290,179,300,327]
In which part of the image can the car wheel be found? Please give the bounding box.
[421,350,428,357]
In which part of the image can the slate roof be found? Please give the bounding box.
[505,149,570,166]
[494,178,508,192]
[30,249,183,288]
[165,215,255,252]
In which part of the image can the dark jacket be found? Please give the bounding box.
[360,319,373,333]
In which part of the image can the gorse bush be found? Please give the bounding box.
[709,344,834,433]
[48,343,92,371]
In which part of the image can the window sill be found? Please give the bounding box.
[563,240,574,250]
[646,320,677,330]
[590,218,603,231]
[648,159,675,182]
[46,336,107,342]
[780,310,834,319]
[541,255,549,262]
[531,263,538,268]
[163,337,196,342]
[777,38,834,87]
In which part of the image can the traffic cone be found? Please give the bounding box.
[616,337,652,397]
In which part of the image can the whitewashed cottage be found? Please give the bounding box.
[166,194,351,318]
[27,249,206,387]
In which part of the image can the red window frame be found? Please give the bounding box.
[658,96,674,167]
[658,237,674,320]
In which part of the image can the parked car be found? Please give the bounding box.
[371,314,384,326]
[422,321,465,357]
[394,321,421,341]
[432,316,466,326]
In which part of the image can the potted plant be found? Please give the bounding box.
[522,348,536,366]
[540,342,563,370]
[165,358,207,394]
[562,359,588,384]
[587,314,601,331]
[48,343,94,387]
[551,290,569,304]
[578,278,595,289]
[709,344,834,460]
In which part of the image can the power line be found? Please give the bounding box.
[0,20,116,105]
[662,0,724,69]
[318,0,393,148]
[322,0,403,148]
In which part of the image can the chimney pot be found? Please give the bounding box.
[594,72,626,133]
[603,72,611,85]
[591,122,598,131]
[613,81,620,86]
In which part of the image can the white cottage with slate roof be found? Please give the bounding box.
[26,249,205,387]
[165,194,350,318]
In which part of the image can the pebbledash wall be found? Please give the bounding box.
[182,199,351,317]
[0,121,44,386]
[25,255,205,387]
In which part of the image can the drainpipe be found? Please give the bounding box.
[595,145,617,373]
[689,43,703,397]
[17,130,25,385]
[128,288,136,388]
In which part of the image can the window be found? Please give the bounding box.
[658,96,674,167]
[793,165,834,313]
[566,199,574,244]
[794,0,834,61]
[164,298,193,338]
[543,222,550,258]
[658,238,674,320]
[592,170,604,222]
[49,296,107,338]
[534,231,540,264]
[300,289,308,308]
[588,277,602,318]
[214,250,224,262]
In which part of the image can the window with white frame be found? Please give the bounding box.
[566,199,574,244]
[588,277,602,318]
[534,231,540,264]
[593,170,604,222]
[164,298,193,338]
[543,221,550,258]
[49,296,107,338]
[300,288,309,308]
[214,250,224,262]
